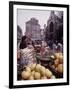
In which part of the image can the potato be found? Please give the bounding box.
[30,63,36,71]
[45,69,52,78]
[59,55,63,64]
[34,72,41,79]
[35,64,41,72]
[55,53,60,59]
[40,66,46,76]
[26,67,31,72]
[31,71,35,76]
[51,75,56,79]
[29,75,34,80]
[57,64,63,73]
[41,76,47,79]
[54,59,59,67]
[21,71,31,80]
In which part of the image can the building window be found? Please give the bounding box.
[50,22,53,32]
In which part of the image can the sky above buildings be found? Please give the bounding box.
[17,9,61,35]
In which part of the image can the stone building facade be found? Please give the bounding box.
[45,11,63,44]
[17,25,23,49]
[25,18,41,41]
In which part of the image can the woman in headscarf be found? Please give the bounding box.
[17,36,36,67]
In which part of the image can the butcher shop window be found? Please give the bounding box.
[50,22,53,32]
